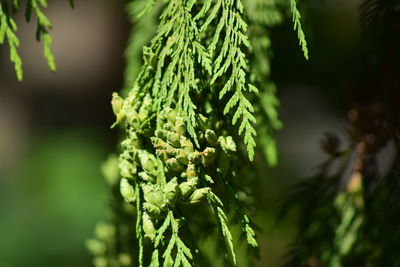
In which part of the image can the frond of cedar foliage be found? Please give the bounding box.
[0,0,59,80]
[86,0,309,266]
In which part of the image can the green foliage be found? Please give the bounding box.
[0,0,58,80]
[244,0,285,166]
[0,2,23,80]
[290,0,308,60]
[201,0,258,160]
[207,191,236,265]
[26,0,56,71]
[88,0,309,266]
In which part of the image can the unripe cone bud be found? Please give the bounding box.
[138,151,157,175]
[174,149,189,165]
[143,202,162,217]
[120,178,136,203]
[119,159,136,180]
[164,177,179,204]
[180,138,194,153]
[167,132,180,147]
[219,136,237,152]
[205,129,218,146]
[175,117,186,136]
[111,92,123,115]
[166,158,184,172]
[189,187,210,203]
[201,147,217,166]
[142,184,164,208]
[179,177,198,197]
[143,212,156,240]
[111,92,125,127]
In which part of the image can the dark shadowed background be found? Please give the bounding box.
[0,0,362,266]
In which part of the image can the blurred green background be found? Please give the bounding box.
[0,0,362,266]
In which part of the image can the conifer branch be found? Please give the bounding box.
[26,0,56,71]
[207,191,236,265]
[155,211,193,267]
[132,0,212,146]
[87,1,311,266]
[136,183,144,267]
[222,179,258,248]
[0,0,59,80]
[0,3,23,80]
[245,0,283,166]
[203,0,258,160]
[289,0,309,60]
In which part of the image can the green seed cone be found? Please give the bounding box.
[219,136,237,152]
[120,178,136,203]
[205,129,218,146]
[138,151,157,174]
[167,132,181,147]
[201,147,217,166]
[175,117,186,136]
[175,149,189,165]
[119,159,136,180]
[179,177,198,198]
[166,158,185,172]
[189,187,210,203]
[142,212,156,240]
[111,92,125,126]
[142,184,165,208]
[164,177,179,204]
[180,138,194,153]
[143,202,162,217]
